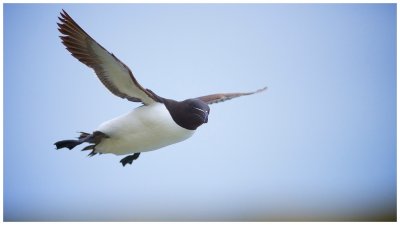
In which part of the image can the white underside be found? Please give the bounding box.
[94,103,195,155]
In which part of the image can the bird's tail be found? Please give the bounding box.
[54,131,109,156]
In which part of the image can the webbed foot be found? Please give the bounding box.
[54,131,109,151]
[120,153,141,167]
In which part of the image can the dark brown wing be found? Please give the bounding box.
[57,10,159,105]
[196,87,267,105]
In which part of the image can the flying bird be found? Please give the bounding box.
[54,10,267,166]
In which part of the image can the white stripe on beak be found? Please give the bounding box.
[193,107,208,114]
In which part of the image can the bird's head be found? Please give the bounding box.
[183,98,210,125]
[163,98,210,130]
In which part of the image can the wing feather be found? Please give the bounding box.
[197,87,267,105]
[57,10,158,105]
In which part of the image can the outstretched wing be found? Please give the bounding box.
[196,87,267,105]
[57,10,159,105]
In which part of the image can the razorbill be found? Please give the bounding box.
[54,10,267,166]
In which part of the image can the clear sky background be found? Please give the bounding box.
[4,4,396,221]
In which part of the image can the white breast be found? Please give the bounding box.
[94,103,195,155]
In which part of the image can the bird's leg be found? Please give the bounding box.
[54,131,109,157]
[120,153,141,167]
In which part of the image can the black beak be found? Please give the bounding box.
[193,106,209,124]
[204,114,208,123]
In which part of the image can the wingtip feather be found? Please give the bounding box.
[255,86,268,93]
[61,9,69,18]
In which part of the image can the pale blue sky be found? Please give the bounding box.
[4,4,396,221]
